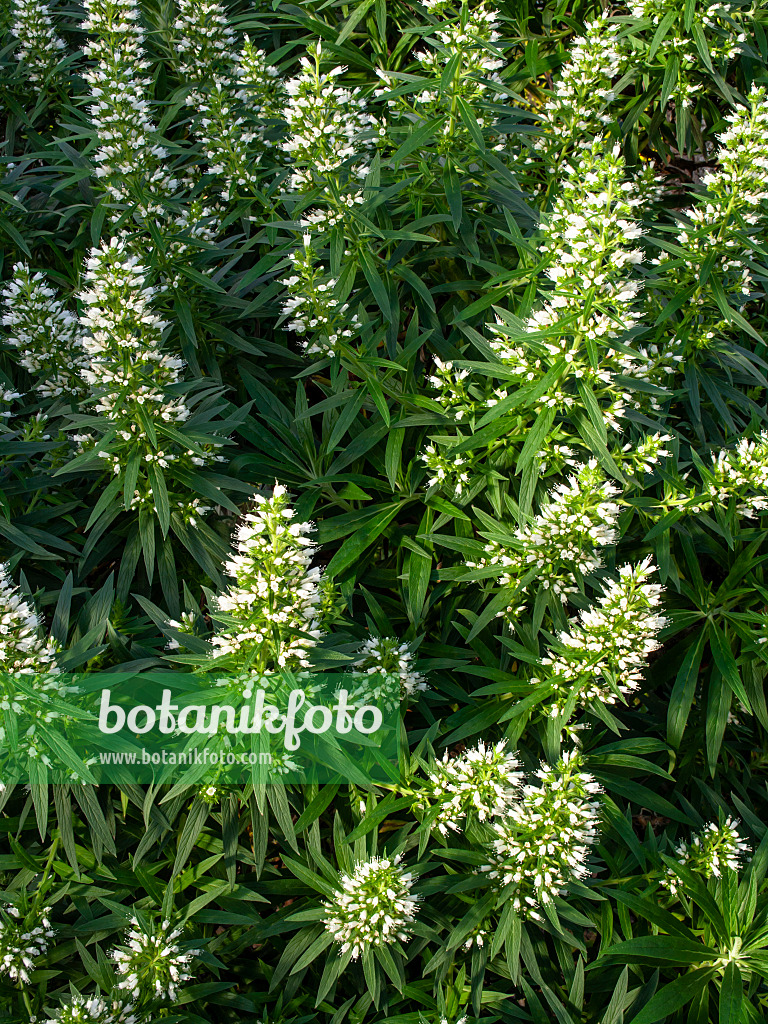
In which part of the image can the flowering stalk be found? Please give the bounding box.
[663,816,751,896]
[630,0,749,113]
[282,42,381,193]
[0,901,54,985]
[211,484,328,671]
[351,635,426,702]
[1,262,84,400]
[280,235,363,357]
[173,3,284,200]
[648,87,768,357]
[480,750,601,918]
[466,460,620,605]
[10,0,67,85]
[379,1,505,158]
[48,994,143,1023]
[696,432,768,518]
[532,557,666,718]
[172,0,236,82]
[490,141,674,431]
[111,916,199,1003]
[322,854,419,959]
[0,563,58,675]
[526,14,626,178]
[417,739,524,835]
[82,0,177,216]
[74,235,221,523]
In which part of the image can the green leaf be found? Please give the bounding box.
[660,55,679,109]
[710,622,751,712]
[515,406,555,476]
[324,503,402,578]
[667,632,705,748]
[443,161,462,231]
[336,0,374,44]
[600,936,719,965]
[718,960,742,1024]
[391,117,445,168]
[630,968,718,1024]
[147,464,170,536]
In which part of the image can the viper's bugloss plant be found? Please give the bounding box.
[3,0,768,1021]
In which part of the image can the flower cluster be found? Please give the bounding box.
[421,441,473,497]
[174,6,284,201]
[111,917,198,1003]
[235,38,286,126]
[74,235,224,517]
[380,2,504,156]
[621,433,673,478]
[490,142,676,429]
[78,237,185,418]
[649,88,768,355]
[351,635,426,702]
[48,994,142,1024]
[0,563,58,675]
[466,461,621,605]
[420,740,524,835]
[0,386,22,418]
[189,38,286,200]
[530,15,626,159]
[664,817,751,896]
[532,557,666,717]
[189,80,261,199]
[631,0,747,110]
[282,43,381,191]
[1,262,84,399]
[426,357,479,421]
[281,236,363,357]
[173,0,236,82]
[10,0,67,84]
[82,0,177,215]
[322,855,419,959]
[211,484,326,670]
[701,433,768,518]
[480,751,601,917]
[0,902,54,985]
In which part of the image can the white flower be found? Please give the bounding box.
[386,2,504,155]
[1,263,85,399]
[533,557,666,716]
[47,993,141,1023]
[10,0,67,84]
[422,739,524,835]
[489,142,677,424]
[322,855,419,959]
[534,15,626,152]
[351,635,427,702]
[703,431,768,518]
[480,751,601,917]
[173,0,236,81]
[280,242,362,357]
[74,234,223,510]
[467,460,620,604]
[281,45,380,191]
[0,563,58,675]
[622,433,673,476]
[111,916,199,1003]
[650,87,768,354]
[664,816,751,896]
[211,484,328,669]
[0,902,54,986]
[82,0,177,215]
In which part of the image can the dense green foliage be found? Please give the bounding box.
[3,0,768,1020]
